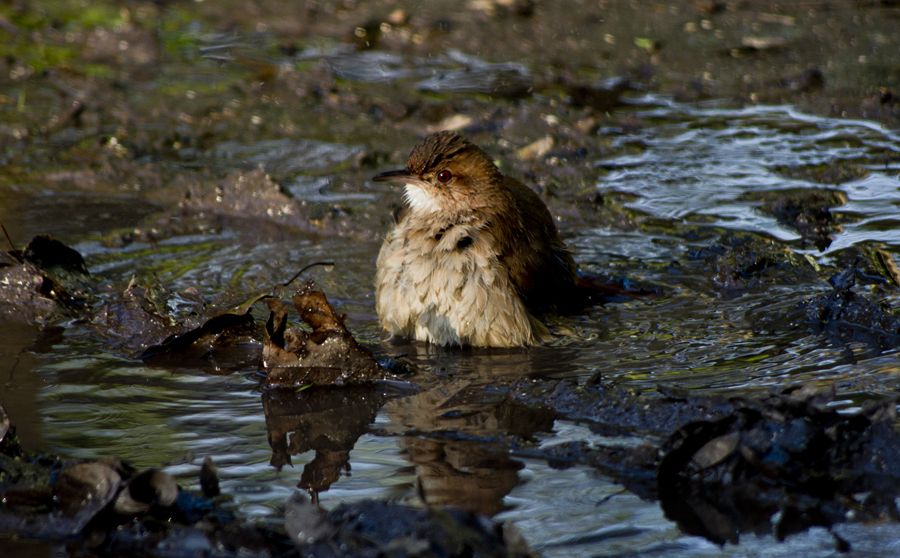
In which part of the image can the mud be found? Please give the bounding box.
[658,386,900,547]
[802,267,900,351]
[0,408,528,557]
[514,380,900,549]
[686,232,819,293]
[0,235,92,324]
[744,189,847,251]
[1,0,899,556]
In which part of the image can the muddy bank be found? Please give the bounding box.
[197,0,899,127]
[2,1,900,556]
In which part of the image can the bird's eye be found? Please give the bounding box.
[436,169,452,183]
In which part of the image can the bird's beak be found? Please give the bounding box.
[372,169,415,183]
[372,169,430,189]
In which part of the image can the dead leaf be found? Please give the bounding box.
[263,281,385,386]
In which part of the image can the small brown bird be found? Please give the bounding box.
[373,131,578,347]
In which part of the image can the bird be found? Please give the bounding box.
[372,131,578,348]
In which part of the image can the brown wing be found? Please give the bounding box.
[493,176,577,311]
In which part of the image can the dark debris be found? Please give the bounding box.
[263,281,388,386]
[801,267,900,350]
[0,235,92,325]
[658,386,900,546]
[747,189,847,251]
[688,233,818,293]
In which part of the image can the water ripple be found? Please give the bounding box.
[599,102,900,251]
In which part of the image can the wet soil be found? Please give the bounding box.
[1,1,900,557]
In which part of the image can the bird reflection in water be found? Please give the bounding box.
[384,367,556,515]
[389,343,566,514]
[262,385,389,503]
[262,344,560,512]
[385,342,566,514]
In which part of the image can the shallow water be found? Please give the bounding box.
[3,95,899,555]
[599,102,900,251]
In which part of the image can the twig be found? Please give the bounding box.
[1,223,17,252]
[282,261,335,287]
[40,99,85,135]
[596,488,629,506]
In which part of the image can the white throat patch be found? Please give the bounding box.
[404,183,442,214]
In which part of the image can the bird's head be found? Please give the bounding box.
[373,131,504,216]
